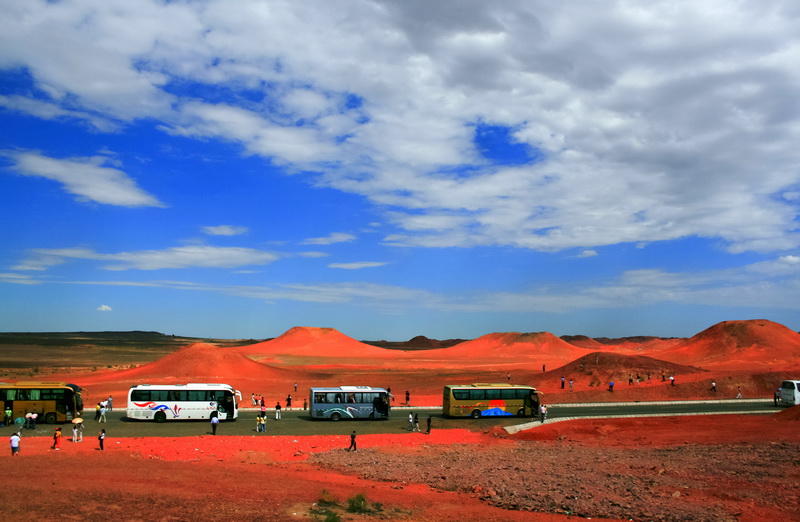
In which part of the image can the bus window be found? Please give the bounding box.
[468,389,486,400]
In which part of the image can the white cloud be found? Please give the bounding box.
[97,304,112,311]
[0,273,40,285]
[576,250,598,258]
[16,245,279,271]
[202,225,248,236]
[0,95,119,131]
[328,262,388,270]
[5,151,164,207]
[302,233,356,245]
[2,1,800,252]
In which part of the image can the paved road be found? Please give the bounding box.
[7,399,779,438]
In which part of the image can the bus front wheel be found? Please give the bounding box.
[154,411,167,423]
[330,412,342,421]
[470,409,482,419]
[44,412,57,424]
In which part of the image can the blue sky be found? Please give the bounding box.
[1,0,799,340]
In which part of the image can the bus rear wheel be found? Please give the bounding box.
[330,412,342,421]
[470,409,482,419]
[154,411,167,423]
[44,412,57,424]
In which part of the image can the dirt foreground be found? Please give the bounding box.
[3,410,799,521]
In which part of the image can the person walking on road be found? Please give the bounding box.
[52,427,62,450]
[348,430,357,452]
[210,415,219,435]
[736,386,743,399]
[710,381,717,393]
[426,415,432,435]
[10,432,20,456]
[407,412,413,431]
[540,405,547,423]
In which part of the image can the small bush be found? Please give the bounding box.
[347,493,369,513]
[318,489,337,507]
[324,513,341,522]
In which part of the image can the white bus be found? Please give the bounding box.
[309,386,391,421]
[779,380,800,406]
[127,383,241,422]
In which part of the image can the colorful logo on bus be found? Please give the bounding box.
[481,400,513,416]
[134,401,182,418]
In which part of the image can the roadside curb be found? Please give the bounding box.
[549,398,768,408]
[504,409,775,434]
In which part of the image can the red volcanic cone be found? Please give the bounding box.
[657,319,800,370]
[237,326,395,361]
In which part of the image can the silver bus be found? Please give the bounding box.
[309,386,390,421]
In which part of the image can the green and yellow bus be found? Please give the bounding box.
[443,383,540,418]
[0,381,84,424]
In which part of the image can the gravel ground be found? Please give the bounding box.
[312,439,800,520]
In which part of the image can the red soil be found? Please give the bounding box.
[6,413,798,520]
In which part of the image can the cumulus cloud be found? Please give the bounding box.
[202,225,248,236]
[97,304,112,311]
[5,151,164,207]
[1,1,799,252]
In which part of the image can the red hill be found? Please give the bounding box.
[657,320,800,369]
[236,326,395,361]
[447,331,589,363]
[110,342,289,381]
[556,351,704,381]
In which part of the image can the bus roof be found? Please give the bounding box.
[0,381,77,388]
[128,383,235,390]
[445,383,537,388]
[309,386,386,392]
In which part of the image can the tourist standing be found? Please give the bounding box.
[52,427,62,450]
[275,402,282,420]
[98,429,105,451]
[210,415,219,435]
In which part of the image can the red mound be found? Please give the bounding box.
[657,319,800,369]
[110,342,288,380]
[237,327,395,361]
[775,405,800,421]
[556,351,704,381]
[448,332,589,365]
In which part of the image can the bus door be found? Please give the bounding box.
[217,393,236,418]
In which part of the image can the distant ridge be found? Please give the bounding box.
[363,335,467,351]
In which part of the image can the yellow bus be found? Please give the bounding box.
[0,381,84,424]
[442,383,540,418]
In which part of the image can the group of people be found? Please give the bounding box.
[406,412,432,434]
[94,396,112,423]
[8,425,105,455]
